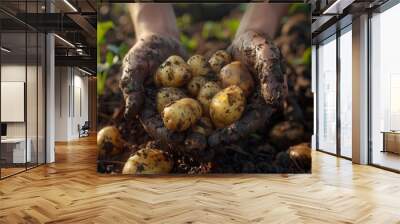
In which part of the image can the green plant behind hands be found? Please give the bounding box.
[98,21,130,96]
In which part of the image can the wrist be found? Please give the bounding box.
[137,30,179,43]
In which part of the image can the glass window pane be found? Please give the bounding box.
[27,31,38,169]
[1,20,28,177]
[0,0,46,179]
[38,32,45,165]
[339,27,352,158]
[371,3,400,171]
[318,35,337,154]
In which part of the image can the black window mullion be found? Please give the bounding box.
[36,0,39,167]
[367,11,373,165]
[337,36,340,156]
[25,0,28,171]
[315,44,319,151]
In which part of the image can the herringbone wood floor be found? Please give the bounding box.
[0,136,400,224]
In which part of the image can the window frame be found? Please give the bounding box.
[367,0,400,173]
[314,20,353,161]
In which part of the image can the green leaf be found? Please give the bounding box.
[97,72,108,95]
[177,14,192,31]
[97,46,101,64]
[201,21,226,40]
[97,21,114,45]
[290,58,304,66]
[224,18,240,36]
[106,51,114,66]
[222,18,240,39]
[302,47,311,66]
[288,3,310,15]
[201,22,214,39]
[180,34,197,53]
[118,43,129,58]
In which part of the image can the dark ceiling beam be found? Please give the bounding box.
[55,55,96,71]
[0,8,37,31]
[12,13,83,32]
[67,13,96,39]
[86,0,97,12]
[311,15,335,33]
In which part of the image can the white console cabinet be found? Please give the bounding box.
[1,138,32,163]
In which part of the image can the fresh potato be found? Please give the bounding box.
[155,55,192,87]
[287,143,311,171]
[219,61,254,96]
[97,126,123,157]
[122,148,173,174]
[156,87,186,113]
[208,50,231,73]
[192,117,214,136]
[197,81,221,115]
[162,98,202,132]
[187,54,212,76]
[187,76,208,97]
[210,85,246,128]
[269,121,304,150]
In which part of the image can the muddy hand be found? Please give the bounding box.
[119,34,186,118]
[208,31,287,147]
[208,91,274,147]
[229,30,287,107]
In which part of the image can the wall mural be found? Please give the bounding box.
[97,3,312,174]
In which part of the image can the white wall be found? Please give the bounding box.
[1,63,46,164]
[1,65,36,137]
[55,66,68,141]
[54,66,89,141]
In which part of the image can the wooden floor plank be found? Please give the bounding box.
[0,135,399,223]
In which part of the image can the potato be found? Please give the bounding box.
[156,87,186,113]
[162,98,202,132]
[122,148,173,174]
[186,76,208,97]
[269,121,304,150]
[287,143,311,171]
[97,126,123,157]
[219,61,254,96]
[155,55,192,87]
[197,81,221,115]
[187,54,212,76]
[208,50,231,73]
[192,117,214,136]
[209,85,246,128]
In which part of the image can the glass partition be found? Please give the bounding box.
[0,0,46,179]
[38,32,45,165]
[27,31,38,169]
[317,35,337,154]
[339,26,352,158]
[370,3,400,171]
[0,14,28,178]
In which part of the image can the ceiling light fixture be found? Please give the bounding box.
[322,0,354,15]
[54,34,75,48]
[78,67,93,76]
[1,47,11,53]
[63,0,78,12]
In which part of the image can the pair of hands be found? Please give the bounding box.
[119,30,286,151]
